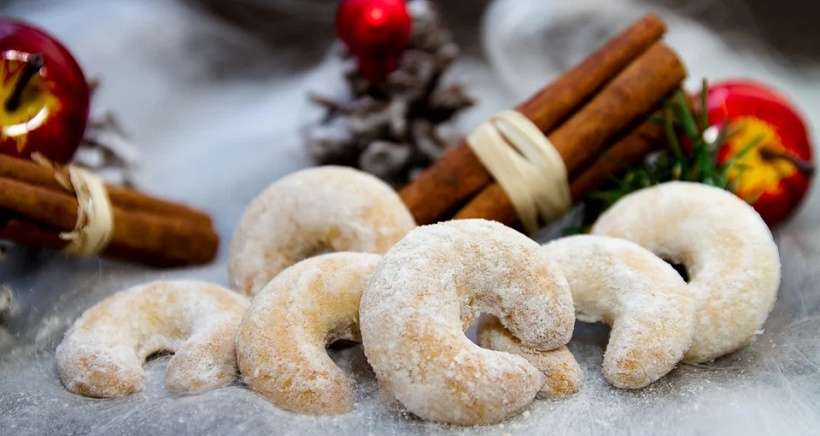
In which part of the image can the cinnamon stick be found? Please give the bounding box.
[553,43,682,174]
[0,154,212,227]
[516,13,667,131]
[570,118,664,200]
[400,14,667,225]
[454,43,685,224]
[0,218,67,251]
[0,176,218,267]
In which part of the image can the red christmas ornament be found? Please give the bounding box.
[0,19,90,163]
[708,79,814,226]
[336,0,412,82]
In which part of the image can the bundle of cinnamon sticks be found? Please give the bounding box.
[400,14,685,227]
[0,154,218,267]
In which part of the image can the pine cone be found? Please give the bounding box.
[305,0,473,187]
[359,141,412,179]
[0,285,14,321]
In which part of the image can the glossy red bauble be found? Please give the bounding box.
[0,19,89,163]
[336,0,411,82]
[709,80,814,226]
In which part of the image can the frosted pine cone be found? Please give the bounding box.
[304,0,473,187]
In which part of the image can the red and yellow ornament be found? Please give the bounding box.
[708,80,814,226]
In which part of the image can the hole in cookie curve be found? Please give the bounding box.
[328,344,374,395]
[573,321,610,348]
[465,314,492,345]
[301,242,334,264]
[663,259,690,283]
[328,339,358,350]
[145,350,173,362]
[325,323,359,351]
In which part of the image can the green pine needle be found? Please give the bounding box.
[698,78,709,132]
[578,80,749,227]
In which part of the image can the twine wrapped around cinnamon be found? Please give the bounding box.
[400,14,685,230]
[466,110,571,234]
[0,154,218,267]
[49,162,114,256]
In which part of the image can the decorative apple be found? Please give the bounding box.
[708,80,814,226]
[0,18,89,163]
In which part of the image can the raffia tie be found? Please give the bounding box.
[466,110,571,235]
[32,153,114,256]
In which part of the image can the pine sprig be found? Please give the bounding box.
[578,80,758,226]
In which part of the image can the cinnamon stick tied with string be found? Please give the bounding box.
[0,154,218,267]
[400,14,673,225]
[455,43,684,224]
[462,117,666,225]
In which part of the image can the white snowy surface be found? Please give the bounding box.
[1,0,819,434]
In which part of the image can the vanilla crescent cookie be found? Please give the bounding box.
[592,181,781,363]
[359,219,574,425]
[56,281,249,398]
[477,316,582,398]
[236,252,381,415]
[229,166,416,295]
[541,235,696,388]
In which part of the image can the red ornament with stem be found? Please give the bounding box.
[0,19,90,163]
[336,0,412,82]
[708,80,814,226]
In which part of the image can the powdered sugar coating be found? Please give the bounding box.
[359,219,574,425]
[542,235,696,388]
[229,166,416,295]
[477,316,582,398]
[56,281,249,398]
[592,182,781,363]
[236,252,381,415]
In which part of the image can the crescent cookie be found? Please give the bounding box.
[236,252,381,415]
[56,281,249,398]
[229,166,415,295]
[477,316,582,398]
[542,235,696,388]
[592,181,781,363]
[360,219,574,425]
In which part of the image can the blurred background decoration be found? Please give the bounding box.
[482,0,820,99]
